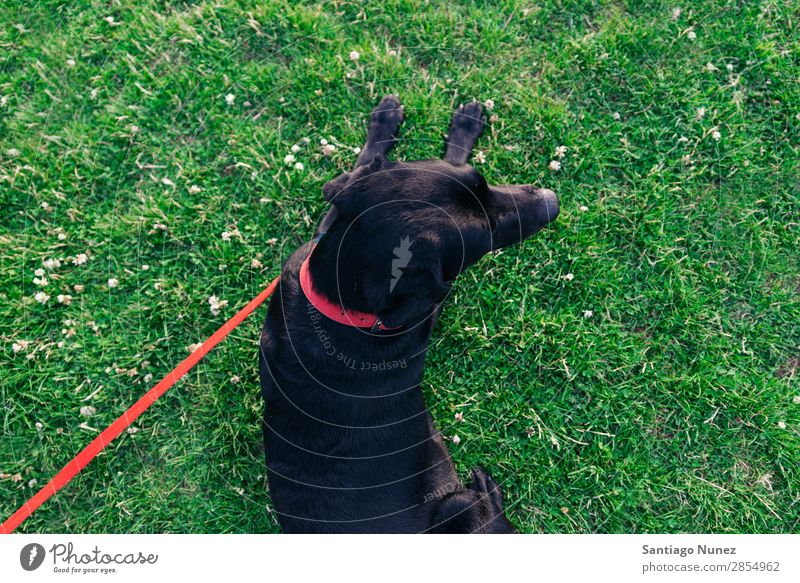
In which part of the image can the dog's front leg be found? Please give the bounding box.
[354,95,404,167]
[443,101,485,165]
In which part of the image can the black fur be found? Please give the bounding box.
[259,96,559,533]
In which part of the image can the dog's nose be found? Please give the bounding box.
[534,187,559,224]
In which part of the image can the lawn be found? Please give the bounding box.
[1,0,798,534]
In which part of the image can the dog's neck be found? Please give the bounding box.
[301,244,395,331]
[305,231,377,316]
[302,208,442,335]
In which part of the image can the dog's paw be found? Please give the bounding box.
[371,95,404,134]
[450,101,486,138]
[469,467,504,510]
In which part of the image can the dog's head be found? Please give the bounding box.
[311,155,559,330]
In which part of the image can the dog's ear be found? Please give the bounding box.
[366,154,391,173]
[322,155,391,211]
[373,253,451,330]
[322,173,351,205]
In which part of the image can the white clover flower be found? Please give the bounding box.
[555,145,568,158]
[104,15,115,25]
[290,144,301,153]
[251,258,263,269]
[704,62,717,72]
[454,412,464,422]
[711,129,721,141]
[353,146,361,154]
[28,479,37,488]
[294,162,304,171]
[579,205,589,212]
[130,124,140,134]
[57,294,72,305]
[777,421,786,429]
[144,373,153,383]
[267,237,278,245]
[687,29,696,40]
[34,268,45,277]
[583,310,594,318]
[43,258,61,269]
[793,396,800,404]
[613,111,621,120]
[107,278,119,288]
[141,264,150,271]
[40,201,50,210]
[349,50,360,61]
[66,58,76,67]
[320,138,328,145]
[548,160,561,172]
[35,422,43,431]
[224,93,235,105]
[187,342,203,353]
[72,253,89,265]
[73,284,85,293]
[34,291,50,304]
[474,151,486,164]
[696,107,706,119]
[484,99,495,111]
[0,95,8,107]
[12,340,30,353]
[322,144,336,156]
[564,273,574,281]
[7,148,21,157]
[57,232,67,241]
[188,184,201,194]
[221,231,232,241]
[726,63,734,72]
[208,295,229,316]
[80,406,96,417]
[451,434,461,445]
[90,88,98,100]
[284,153,296,165]
[230,375,241,384]
[154,281,164,290]
[671,7,681,20]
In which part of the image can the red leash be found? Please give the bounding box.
[1,276,280,534]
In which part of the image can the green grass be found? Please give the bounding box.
[1,0,798,533]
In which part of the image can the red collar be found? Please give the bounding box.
[300,247,395,332]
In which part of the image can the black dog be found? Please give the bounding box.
[259,96,559,533]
